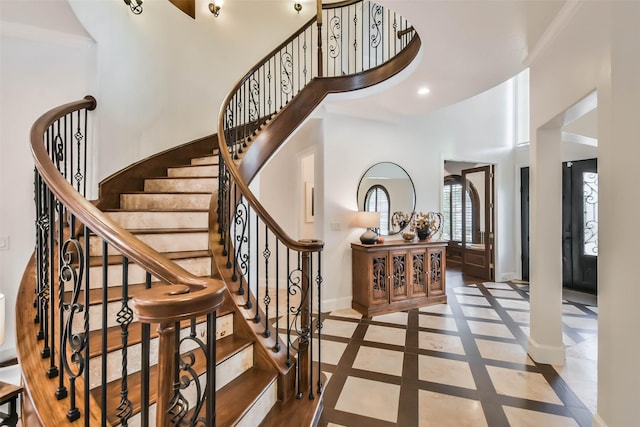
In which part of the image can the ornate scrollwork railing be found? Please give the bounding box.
[216,0,418,404]
[23,96,225,426]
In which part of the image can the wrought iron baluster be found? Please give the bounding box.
[117,256,134,426]
[83,229,91,427]
[101,240,108,426]
[141,272,152,427]
[206,312,216,426]
[47,194,61,378]
[316,252,323,395]
[274,240,281,352]
[286,248,292,366]
[41,185,53,356]
[263,224,271,337]
[55,200,68,400]
[59,233,86,422]
[252,210,259,322]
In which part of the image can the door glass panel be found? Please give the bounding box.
[464,171,485,245]
[583,171,598,256]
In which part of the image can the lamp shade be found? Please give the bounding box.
[354,211,380,229]
[0,293,5,346]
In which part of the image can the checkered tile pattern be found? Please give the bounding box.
[315,271,597,427]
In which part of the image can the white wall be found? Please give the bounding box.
[298,77,516,310]
[0,27,95,361]
[67,0,315,182]
[527,2,640,424]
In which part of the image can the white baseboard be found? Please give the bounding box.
[0,347,17,364]
[500,272,518,282]
[527,336,566,365]
[320,297,352,313]
[592,414,608,427]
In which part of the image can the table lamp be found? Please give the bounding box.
[355,211,380,244]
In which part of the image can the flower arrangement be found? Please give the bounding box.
[412,211,443,240]
[391,211,412,230]
[392,211,443,240]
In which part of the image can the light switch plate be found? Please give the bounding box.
[0,236,8,251]
[330,222,341,231]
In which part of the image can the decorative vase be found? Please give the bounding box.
[417,228,431,241]
[402,232,416,241]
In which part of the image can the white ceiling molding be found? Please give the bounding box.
[524,0,583,67]
[562,131,598,147]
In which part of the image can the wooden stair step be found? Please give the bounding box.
[192,367,278,427]
[87,306,235,358]
[86,250,212,267]
[92,334,255,426]
[259,365,327,427]
[120,192,213,210]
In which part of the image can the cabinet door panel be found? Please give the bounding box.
[371,254,389,304]
[410,250,427,298]
[390,251,409,301]
[428,247,446,296]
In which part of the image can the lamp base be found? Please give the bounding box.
[359,228,378,244]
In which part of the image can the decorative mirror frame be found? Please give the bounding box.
[357,162,416,236]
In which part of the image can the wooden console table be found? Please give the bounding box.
[351,240,447,316]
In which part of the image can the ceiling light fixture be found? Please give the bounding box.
[294,2,302,13]
[124,0,143,15]
[209,0,223,17]
[417,87,431,96]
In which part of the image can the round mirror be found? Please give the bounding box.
[357,162,416,236]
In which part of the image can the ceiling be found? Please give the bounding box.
[323,0,567,121]
[1,0,570,124]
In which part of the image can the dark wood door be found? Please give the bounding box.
[520,159,597,293]
[461,165,494,280]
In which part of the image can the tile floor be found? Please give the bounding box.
[315,269,597,427]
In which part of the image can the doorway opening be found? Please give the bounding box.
[521,158,598,294]
[443,161,495,281]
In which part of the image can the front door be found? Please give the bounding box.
[563,159,598,293]
[520,158,598,293]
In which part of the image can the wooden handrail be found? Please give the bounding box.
[217,1,418,253]
[398,26,415,38]
[219,34,421,252]
[238,36,421,184]
[30,97,225,322]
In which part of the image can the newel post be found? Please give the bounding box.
[156,322,176,427]
[298,251,312,398]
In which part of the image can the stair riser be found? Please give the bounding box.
[87,314,238,389]
[88,232,209,256]
[144,178,217,193]
[67,256,212,290]
[120,193,212,210]
[167,165,219,177]
[105,211,208,230]
[191,155,218,166]
[236,379,278,427]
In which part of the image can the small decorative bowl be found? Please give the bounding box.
[402,232,416,241]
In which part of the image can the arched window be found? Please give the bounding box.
[442,175,479,242]
[364,185,390,234]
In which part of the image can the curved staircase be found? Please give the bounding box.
[16,1,420,425]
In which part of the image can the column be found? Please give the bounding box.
[528,126,565,365]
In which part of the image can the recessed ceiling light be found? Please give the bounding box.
[418,87,431,96]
